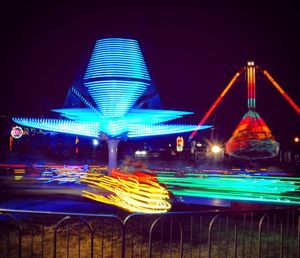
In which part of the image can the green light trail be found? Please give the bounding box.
[157,172,300,205]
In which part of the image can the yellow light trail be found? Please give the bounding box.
[80,170,171,213]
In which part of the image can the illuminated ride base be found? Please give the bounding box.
[190,61,300,160]
[225,110,279,159]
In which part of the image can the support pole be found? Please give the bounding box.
[106,138,121,175]
[247,62,256,110]
[261,68,300,115]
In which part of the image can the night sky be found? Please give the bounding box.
[1,1,299,146]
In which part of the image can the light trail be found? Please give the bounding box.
[157,172,300,205]
[81,170,171,213]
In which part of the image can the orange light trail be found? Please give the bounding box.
[189,69,244,140]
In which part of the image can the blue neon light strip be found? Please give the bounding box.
[51,108,101,121]
[13,110,209,138]
[12,118,100,137]
[128,124,211,138]
[84,80,148,118]
[51,108,194,124]
[84,38,150,81]
[128,109,194,124]
[71,87,99,113]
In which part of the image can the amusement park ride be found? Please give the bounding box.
[189,61,300,160]
[12,38,210,173]
[8,40,300,213]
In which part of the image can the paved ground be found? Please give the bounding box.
[0,188,128,217]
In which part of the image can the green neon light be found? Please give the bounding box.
[157,172,300,205]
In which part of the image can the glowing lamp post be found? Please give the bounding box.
[211,145,222,154]
[13,38,211,174]
[206,142,224,163]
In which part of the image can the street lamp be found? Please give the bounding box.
[92,139,99,163]
[211,144,222,154]
[93,139,99,146]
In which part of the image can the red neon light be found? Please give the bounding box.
[247,64,256,109]
[189,69,244,140]
[111,168,157,182]
[225,111,279,159]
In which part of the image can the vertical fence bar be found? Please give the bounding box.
[41,223,44,258]
[279,215,283,258]
[169,218,173,258]
[53,217,60,258]
[298,210,300,258]
[217,217,221,258]
[90,226,94,258]
[190,216,193,258]
[291,210,295,257]
[242,212,246,258]
[111,219,114,258]
[272,214,276,257]
[233,220,237,258]
[6,225,10,258]
[101,219,104,258]
[121,222,125,258]
[19,222,22,258]
[179,222,183,258]
[258,212,269,258]
[140,221,144,258]
[160,220,163,258]
[78,221,81,258]
[67,223,70,258]
[286,210,290,257]
[225,216,229,258]
[1,213,22,258]
[198,215,202,258]
[131,221,134,258]
[250,212,254,258]
[266,215,269,258]
[31,215,34,258]
[148,217,162,258]
[208,215,219,258]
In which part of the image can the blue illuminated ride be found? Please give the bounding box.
[13,38,211,173]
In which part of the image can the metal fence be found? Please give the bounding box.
[0,207,299,258]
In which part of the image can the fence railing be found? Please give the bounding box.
[0,207,299,257]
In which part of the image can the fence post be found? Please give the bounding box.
[298,209,300,258]
[121,223,126,258]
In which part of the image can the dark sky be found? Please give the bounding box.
[1,1,299,146]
